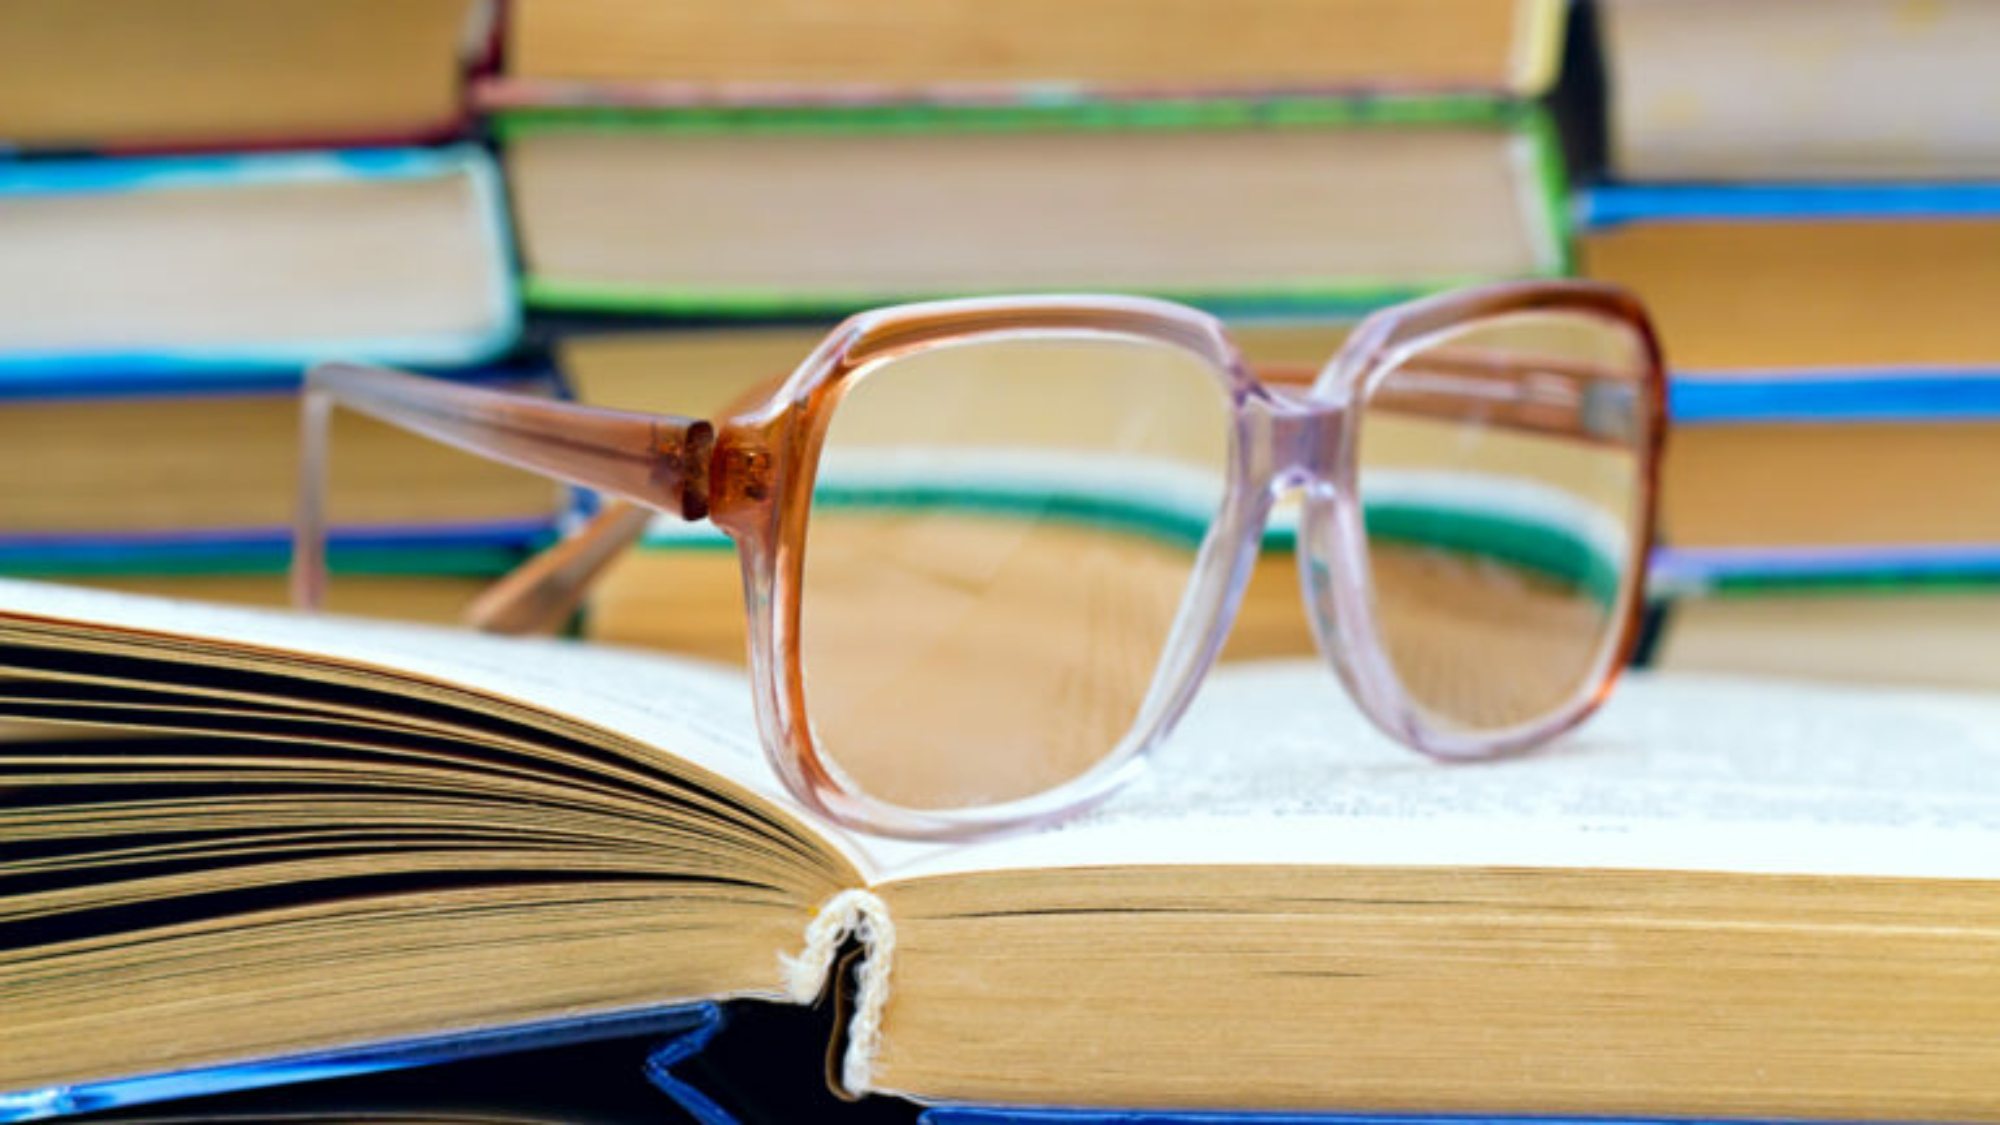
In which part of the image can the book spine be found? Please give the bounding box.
[780,890,895,1096]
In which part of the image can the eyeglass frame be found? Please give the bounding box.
[294,281,1668,840]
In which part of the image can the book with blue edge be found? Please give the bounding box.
[0,144,562,615]
[1578,184,2000,690]
[0,580,1996,1122]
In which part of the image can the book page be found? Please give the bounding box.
[0,578,886,876]
[892,659,2000,882]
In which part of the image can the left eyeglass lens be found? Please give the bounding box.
[799,334,1234,813]
[1345,308,1653,739]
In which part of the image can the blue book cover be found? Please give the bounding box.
[0,1004,719,1122]
[0,145,521,386]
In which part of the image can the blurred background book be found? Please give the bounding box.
[500,0,1566,100]
[0,3,559,619]
[0,0,489,152]
[477,0,1570,661]
[2,1,1997,1118]
[3,0,1991,685]
[1584,0,2000,690]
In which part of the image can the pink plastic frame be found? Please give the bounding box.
[295,281,1666,840]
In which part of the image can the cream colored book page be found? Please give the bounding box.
[889,661,2000,883]
[0,578,873,856]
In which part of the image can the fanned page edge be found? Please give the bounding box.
[0,578,883,883]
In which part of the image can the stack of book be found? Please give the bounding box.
[0,0,560,620]
[485,0,1576,664]
[5,4,1999,1125]
[1581,0,2000,691]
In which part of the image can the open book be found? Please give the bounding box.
[3,579,1998,1122]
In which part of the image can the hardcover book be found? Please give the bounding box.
[1650,547,2000,693]
[1653,368,2000,551]
[0,371,562,549]
[492,98,1569,319]
[0,0,489,153]
[2,581,1998,1121]
[1597,0,2000,181]
[0,145,520,380]
[1577,183,2000,373]
[500,0,1566,101]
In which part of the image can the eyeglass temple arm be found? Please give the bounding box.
[292,362,714,612]
[462,501,653,634]
[1255,347,1640,446]
[454,371,790,635]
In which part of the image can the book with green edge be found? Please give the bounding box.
[494,96,1570,319]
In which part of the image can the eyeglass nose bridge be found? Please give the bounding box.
[1250,389,1349,501]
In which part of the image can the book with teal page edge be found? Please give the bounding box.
[489,95,1571,320]
[0,145,521,382]
[0,526,548,583]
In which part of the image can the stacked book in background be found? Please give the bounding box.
[487,0,1576,664]
[0,0,560,621]
[1583,0,2000,691]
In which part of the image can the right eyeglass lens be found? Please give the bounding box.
[1354,310,1652,738]
[798,333,1233,814]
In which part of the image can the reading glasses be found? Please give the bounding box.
[294,283,1666,839]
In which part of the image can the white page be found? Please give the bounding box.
[894,660,2000,882]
